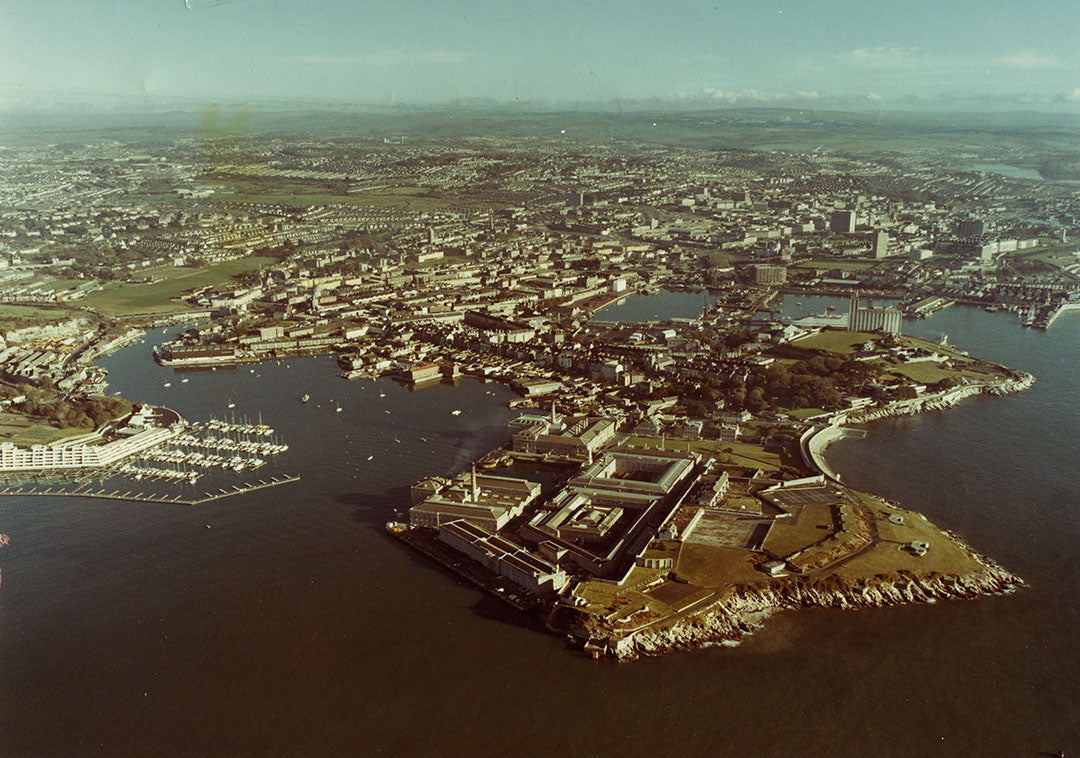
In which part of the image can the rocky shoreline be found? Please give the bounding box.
[606,561,1023,661]
[839,372,1034,425]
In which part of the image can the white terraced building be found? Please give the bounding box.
[0,426,179,472]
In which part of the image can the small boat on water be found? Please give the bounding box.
[300,394,310,403]
[336,407,343,413]
[451,409,462,416]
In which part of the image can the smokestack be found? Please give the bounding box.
[471,463,479,501]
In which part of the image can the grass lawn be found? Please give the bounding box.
[574,566,668,619]
[705,251,737,267]
[1032,250,1077,266]
[761,502,836,558]
[40,278,90,292]
[886,362,958,385]
[406,253,472,270]
[0,304,88,330]
[623,435,782,471]
[790,329,879,354]
[676,543,763,587]
[77,257,274,316]
[0,413,90,446]
[719,492,766,514]
[831,492,985,579]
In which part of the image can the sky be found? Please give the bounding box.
[1,0,1079,111]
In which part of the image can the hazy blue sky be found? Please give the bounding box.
[1,0,1078,110]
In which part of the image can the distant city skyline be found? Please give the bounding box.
[2,0,1079,112]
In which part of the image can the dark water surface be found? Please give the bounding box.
[592,288,716,323]
[1,302,1078,756]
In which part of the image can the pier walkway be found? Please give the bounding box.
[0,474,300,506]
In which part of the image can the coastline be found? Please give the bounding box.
[836,372,1035,426]
[606,559,1022,660]
[802,371,1036,478]
[559,369,1035,660]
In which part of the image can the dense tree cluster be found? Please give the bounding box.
[742,355,878,412]
[17,385,132,430]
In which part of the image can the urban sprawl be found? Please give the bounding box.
[1,130,1071,656]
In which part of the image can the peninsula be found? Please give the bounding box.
[3,116,1073,656]
[388,328,1030,659]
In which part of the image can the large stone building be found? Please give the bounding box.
[752,264,787,286]
[437,519,568,595]
[409,470,542,531]
[871,230,890,259]
[848,293,902,335]
[511,412,617,462]
[830,210,856,233]
[521,447,701,578]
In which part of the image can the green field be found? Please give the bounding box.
[895,335,966,358]
[40,278,91,292]
[676,543,762,586]
[761,502,836,558]
[210,177,454,211]
[789,329,879,354]
[832,492,985,579]
[76,257,274,316]
[0,412,90,446]
[624,435,783,471]
[886,362,958,385]
[0,304,88,330]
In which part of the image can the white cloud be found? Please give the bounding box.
[1057,87,1080,102]
[838,46,1072,75]
[697,88,823,104]
[292,51,475,66]
[843,46,934,71]
[999,51,1064,70]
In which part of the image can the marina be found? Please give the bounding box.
[114,413,287,481]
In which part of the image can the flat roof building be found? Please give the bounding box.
[409,470,542,532]
[438,519,569,595]
[830,210,856,234]
[752,264,787,286]
[512,414,616,462]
